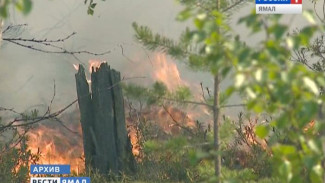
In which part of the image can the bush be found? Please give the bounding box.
[0,137,39,183]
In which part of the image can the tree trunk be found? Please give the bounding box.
[75,63,135,175]
[213,74,221,180]
[214,0,222,181]
[75,65,96,170]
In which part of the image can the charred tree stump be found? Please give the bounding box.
[75,63,136,175]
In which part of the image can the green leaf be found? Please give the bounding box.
[310,165,323,183]
[0,7,8,18]
[87,8,94,15]
[307,140,321,154]
[268,24,288,40]
[22,0,32,15]
[303,10,316,25]
[273,144,296,155]
[278,160,292,182]
[303,77,319,95]
[234,73,245,88]
[144,140,160,152]
[255,125,269,139]
[90,3,97,9]
[177,8,192,21]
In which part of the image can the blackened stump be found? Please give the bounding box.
[75,63,136,175]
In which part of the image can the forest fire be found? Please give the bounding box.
[26,54,196,173]
[2,0,321,181]
[26,105,196,172]
[150,53,208,114]
[127,105,196,160]
[27,111,84,174]
[152,53,186,90]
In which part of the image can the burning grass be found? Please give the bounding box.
[26,109,84,174]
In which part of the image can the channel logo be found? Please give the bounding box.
[30,177,90,183]
[30,165,90,183]
[256,0,302,14]
[31,165,71,174]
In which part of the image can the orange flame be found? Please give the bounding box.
[73,64,79,71]
[88,60,106,73]
[27,114,84,174]
[26,55,197,173]
[152,53,185,91]
[73,60,106,73]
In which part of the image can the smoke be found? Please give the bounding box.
[0,19,2,46]
[1,0,322,174]
[0,0,320,125]
[0,0,185,111]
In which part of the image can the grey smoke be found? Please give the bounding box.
[0,0,321,117]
